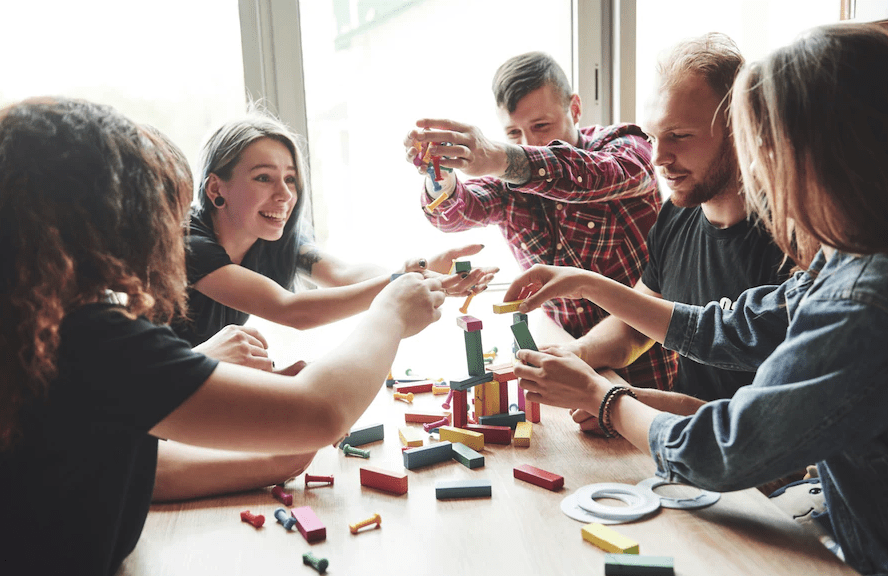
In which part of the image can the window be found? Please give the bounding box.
[298,0,574,280]
[0,1,246,179]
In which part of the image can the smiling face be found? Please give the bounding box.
[643,73,738,207]
[209,137,298,246]
[497,83,580,147]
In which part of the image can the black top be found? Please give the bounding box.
[0,303,218,576]
[174,212,313,346]
[642,200,792,400]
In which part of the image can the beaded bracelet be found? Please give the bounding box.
[598,386,638,439]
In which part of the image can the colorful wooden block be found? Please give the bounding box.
[360,466,408,495]
[465,424,512,445]
[402,441,453,470]
[338,423,384,448]
[453,260,472,273]
[473,382,486,418]
[438,425,484,451]
[513,421,533,447]
[490,363,516,383]
[456,315,483,332]
[451,389,468,428]
[405,411,448,424]
[435,478,492,499]
[451,442,485,469]
[464,330,485,376]
[450,371,494,391]
[492,300,525,314]
[291,506,326,543]
[604,554,674,575]
[513,464,564,491]
[510,320,538,351]
[398,426,424,447]
[581,523,639,554]
[482,380,500,416]
[394,380,434,394]
[499,379,510,414]
[525,392,541,423]
[479,411,525,429]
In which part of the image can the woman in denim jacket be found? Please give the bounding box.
[505,23,888,575]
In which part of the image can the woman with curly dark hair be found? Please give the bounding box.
[0,97,444,575]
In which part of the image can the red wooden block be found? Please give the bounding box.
[291,505,327,542]
[360,466,408,496]
[394,380,434,394]
[466,424,512,445]
[499,380,510,414]
[514,464,564,491]
[456,315,483,332]
[451,389,468,428]
[490,364,516,383]
[405,411,447,424]
[526,397,541,423]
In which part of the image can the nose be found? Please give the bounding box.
[651,140,672,168]
[274,178,296,203]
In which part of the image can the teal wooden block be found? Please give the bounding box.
[604,554,674,575]
[449,371,494,391]
[464,330,484,376]
[403,441,453,470]
[454,260,472,273]
[510,320,538,351]
[435,478,491,499]
[479,411,525,429]
[338,423,384,448]
[451,442,484,469]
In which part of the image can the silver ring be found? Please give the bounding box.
[418,258,427,269]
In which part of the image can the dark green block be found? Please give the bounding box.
[451,442,485,469]
[604,554,674,576]
[510,320,538,351]
[454,260,472,273]
[464,330,484,376]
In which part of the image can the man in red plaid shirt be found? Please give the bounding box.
[406,52,677,393]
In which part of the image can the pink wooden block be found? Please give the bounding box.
[291,506,326,543]
[456,315,483,332]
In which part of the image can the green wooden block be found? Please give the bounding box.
[454,260,472,273]
[464,330,484,376]
[451,442,485,469]
[510,320,538,351]
[604,554,674,576]
[435,478,491,499]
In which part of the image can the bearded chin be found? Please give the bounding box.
[670,140,739,208]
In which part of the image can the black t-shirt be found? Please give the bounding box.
[642,200,791,401]
[0,303,218,576]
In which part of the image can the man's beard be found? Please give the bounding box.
[670,138,739,208]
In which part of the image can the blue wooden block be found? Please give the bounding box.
[339,423,384,448]
[403,441,454,470]
[479,411,526,430]
[604,554,674,575]
[449,371,494,391]
[435,478,492,499]
[451,442,484,469]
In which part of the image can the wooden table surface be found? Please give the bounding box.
[117,290,857,576]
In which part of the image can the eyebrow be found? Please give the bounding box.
[250,163,296,172]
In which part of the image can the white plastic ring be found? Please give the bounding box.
[575,482,661,521]
[636,477,721,510]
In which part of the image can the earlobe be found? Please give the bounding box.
[570,94,582,124]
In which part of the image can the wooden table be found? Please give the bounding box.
[117,290,857,576]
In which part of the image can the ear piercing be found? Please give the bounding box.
[213,196,225,207]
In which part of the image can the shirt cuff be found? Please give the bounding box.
[663,302,700,356]
[648,411,686,480]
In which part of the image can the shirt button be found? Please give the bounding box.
[538,168,546,177]
[577,176,583,183]
[587,221,596,229]
[577,307,584,314]
[521,242,528,250]
[556,243,562,250]
[556,203,564,210]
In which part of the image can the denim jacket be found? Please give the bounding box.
[651,249,888,575]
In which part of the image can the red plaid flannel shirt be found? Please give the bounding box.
[422,123,677,391]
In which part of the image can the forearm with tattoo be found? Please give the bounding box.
[297,246,322,276]
[500,145,531,185]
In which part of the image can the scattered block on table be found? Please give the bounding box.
[394,380,434,394]
[398,426,424,447]
[479,411,525,429]
[435,478,492,499]
[432,383,451,395]
[338,423,384,448]
[582,523,639,554]
[510,320,538,351]
[291,506,326,543]
[360,466,408,496]
[513,421,533,447]
[438,425,484,451]
[465,424,512,445]
[405,411,448,424]
[403,441,453,470]
[456,315,483,332]
[493,300,524,314]
[451,442,485,469]
[451,389,468,428]
[450,371,494,391]
[604,554,674,576]
[513,464,564,491]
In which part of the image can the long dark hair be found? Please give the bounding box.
[195,109,308,290]
[0,98,191,450]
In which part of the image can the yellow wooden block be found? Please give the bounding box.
[438,426,484,451]
[581,523,639,554]
[432,384,451,395]
[398,426,424,447]
[474,384,486,417]
[483,380,500,416]
[513,421,532,447]
[492,300,524,314]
